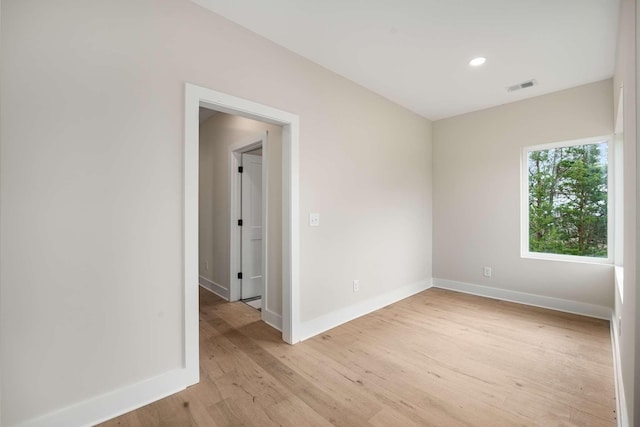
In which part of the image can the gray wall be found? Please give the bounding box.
[0,0,433,424]
[433,79,614,307]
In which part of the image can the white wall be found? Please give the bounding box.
[612,0,638,424]
[0,0,432,425]
[433,79,614,309]
[199,112,283,314]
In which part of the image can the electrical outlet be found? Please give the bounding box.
[309,213,320,227]
[483,266,492,277]
[353,280,359,292]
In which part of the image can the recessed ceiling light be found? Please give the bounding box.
[469,57,486,67]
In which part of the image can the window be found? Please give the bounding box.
[521,136,612,263]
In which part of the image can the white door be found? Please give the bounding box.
[241,153,263,300]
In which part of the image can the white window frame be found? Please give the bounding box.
[520,135,613,264]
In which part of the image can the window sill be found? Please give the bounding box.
[522,252,613,266]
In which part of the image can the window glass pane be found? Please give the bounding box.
[528,142,608,258]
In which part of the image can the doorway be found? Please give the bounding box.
[240,151,263,302]
[184,83,300,388]
[228,134,268,311]
[199,116,280,328]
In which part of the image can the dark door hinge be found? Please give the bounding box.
[238,166,244,173]
[237,272,243,279]
[238,219,243,226]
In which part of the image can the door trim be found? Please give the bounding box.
[184,83,300,387]
[229,134,267,305]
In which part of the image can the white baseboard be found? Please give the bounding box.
[433,278,611,319]
[297,278,433,342]
[610,311,629,427]
[15,368,189,427]
[199,276,229,300]
[262,308,283,331]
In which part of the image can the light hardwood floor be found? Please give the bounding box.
[99,287,616,426]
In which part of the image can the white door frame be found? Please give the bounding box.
[184,83,300,387]
[229,134,267,304]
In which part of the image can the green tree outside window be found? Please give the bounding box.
[528,142,608,258]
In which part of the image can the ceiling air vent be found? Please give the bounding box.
[507,79,537,92]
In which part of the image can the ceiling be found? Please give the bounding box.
[193,0,620,121]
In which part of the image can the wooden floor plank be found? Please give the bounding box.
[98,287,615,426]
